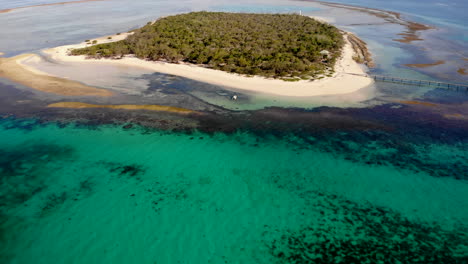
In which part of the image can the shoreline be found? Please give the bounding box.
[346,33,374,68]
[0,0,108,14]
[0,54,113,97]
[35,30,373,97]
[305,1,468,81]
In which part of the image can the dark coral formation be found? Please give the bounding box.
[289,130,468,180]
[268,191,468,263]
[0,142,74,208]
[0,141,76,261]
[0,109,466,262]
[40,192,68,215]
[265,161,468,263]
[149,173,190,213]
[110,164,145,177]
[3,101,467,183]
[198,104,468,180]
[1,118,45,131]
[109,164,146,177]
[99,161,147,181]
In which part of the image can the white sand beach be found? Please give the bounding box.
[36,32,374,97]
[0,53,113,96]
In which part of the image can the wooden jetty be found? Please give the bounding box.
[370,75,468,92]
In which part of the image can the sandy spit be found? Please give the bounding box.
[0,54,113,96]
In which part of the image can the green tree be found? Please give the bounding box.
[71,12,344,80]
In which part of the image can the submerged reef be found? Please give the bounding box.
[264,161,468,263]
[290,130,468,180]
[101,161,147,180]
[40,192,68,215]
[269,194,468,264]
[0,112,466,263]
[2,100,467,183]
[267,191,468,263]
[0,142,74,209]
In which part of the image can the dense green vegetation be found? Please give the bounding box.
[71,12,344,80]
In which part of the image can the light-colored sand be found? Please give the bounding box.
[0,52,4,56]
[48,102,197,114]
[405,60,445,68]
[0,54,113,96]
[399,100,438,107]
[42,32,374,97]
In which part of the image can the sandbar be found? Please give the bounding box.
[0,54,113,96]
[41,32,373,97]
[304,0,433,44]
[399,100,438,107]
[405,60,445,68]
[444,113,467,120]
[48,102,197,114]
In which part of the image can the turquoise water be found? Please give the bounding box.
[1,0,468,263]
[1,118,467,263]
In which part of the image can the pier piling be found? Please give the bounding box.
[370,75,468,92]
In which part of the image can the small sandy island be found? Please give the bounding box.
[3,26,373,98]
[36,30,373,97]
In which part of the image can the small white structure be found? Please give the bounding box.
[231,95,238,101]
[320,50,330,59]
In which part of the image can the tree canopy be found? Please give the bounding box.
[71,12,344,80]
